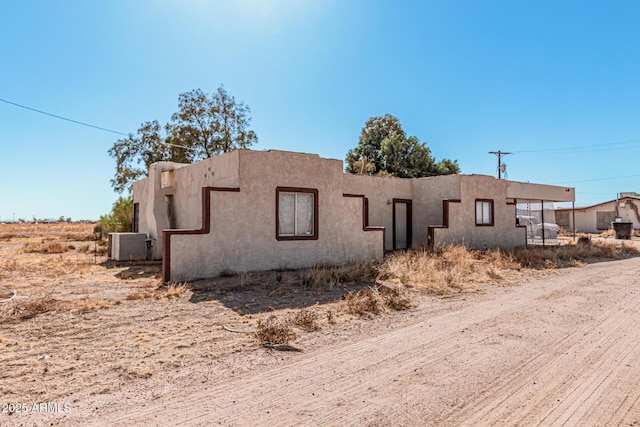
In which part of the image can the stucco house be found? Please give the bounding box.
[556,193,640,233]
[130,149,575,282]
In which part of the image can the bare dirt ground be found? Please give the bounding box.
[2,223,640,426]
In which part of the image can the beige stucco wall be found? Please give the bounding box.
[132,149,576,280]
[169,150,384,281]
[342,174,412,250]
[433,175,526,248]
[341,173,463,249]
[169,150,241,229]
[132,161,190,259]
[412,175,462,247]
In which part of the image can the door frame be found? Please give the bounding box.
[392,198,412,250]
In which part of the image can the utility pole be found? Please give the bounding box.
[489,151,512,179]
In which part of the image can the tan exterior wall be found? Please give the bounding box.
[411,175,462,247]
[132,161,190,259]
[132,149,574,281]
[433,175,526,248]
[168,150,383,281]
[342,174,412,250]
[169,151,241,229]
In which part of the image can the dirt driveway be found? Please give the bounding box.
[25,253,637,426]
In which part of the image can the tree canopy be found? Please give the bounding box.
[109,86,257,193]
[345,114,460,178]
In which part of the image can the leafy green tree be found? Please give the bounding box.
[346,114,404,174]
[434,158,461,175]
[97,196,133,233]
[380,133,436,178]
[109,85,257,193]
[345,114,460,177]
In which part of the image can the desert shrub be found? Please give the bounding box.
[254,315,296,345]
[342,285,412,316]
[289,309,321,332]
[96,196,133,234]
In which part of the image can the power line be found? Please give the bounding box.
[513,138,640,155]
[0,97,128,136]
[0,97,196,151]
[551,174,640,184]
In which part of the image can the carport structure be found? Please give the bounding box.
[506,181,576,246]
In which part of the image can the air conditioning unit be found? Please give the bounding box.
[109,233,147,261]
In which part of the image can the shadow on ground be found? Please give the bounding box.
[188,270,375,315]
[101,260,163,280]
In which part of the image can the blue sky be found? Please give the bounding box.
[2,0,639,220]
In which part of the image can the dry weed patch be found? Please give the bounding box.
[0,296,110,322]
[299,260,377,288]
[126,282,188,301]
[376,242,638,297]
[342,285,413,316]
[289,309,321,332]
[255,315,296,344]
[22,242,75,254]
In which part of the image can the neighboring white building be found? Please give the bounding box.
[130,149,575,282]
[556,193,640,233]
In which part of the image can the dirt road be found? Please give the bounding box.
[62,255,637,426]
[6,252,640,426]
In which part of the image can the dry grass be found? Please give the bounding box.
[0,222,94,241]
[376,242,639,297]
[254,315,297,344]
[289,308,321,332]
[507,241,638,268]
[378,247,487,296]
[298,260,377,288]
[126,281,188,300]
[342,285,413,316]
[22,242,75,254]
[0,295,110,322]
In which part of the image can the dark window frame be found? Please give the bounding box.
[475,199,494,227]
[276,187,319,241]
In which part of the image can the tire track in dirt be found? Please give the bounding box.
[438,265,640,425]
[81,260,640,427]
[27,257,632,426]
[452,289,639,425]
[95,291,543,425]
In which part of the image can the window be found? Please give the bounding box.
[475,199,494,226]
[276,187,318,240]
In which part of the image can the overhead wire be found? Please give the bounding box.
[551,174,640,185]
[512,138,640,155]
[0,97,195,151]
[0,97,128,136]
